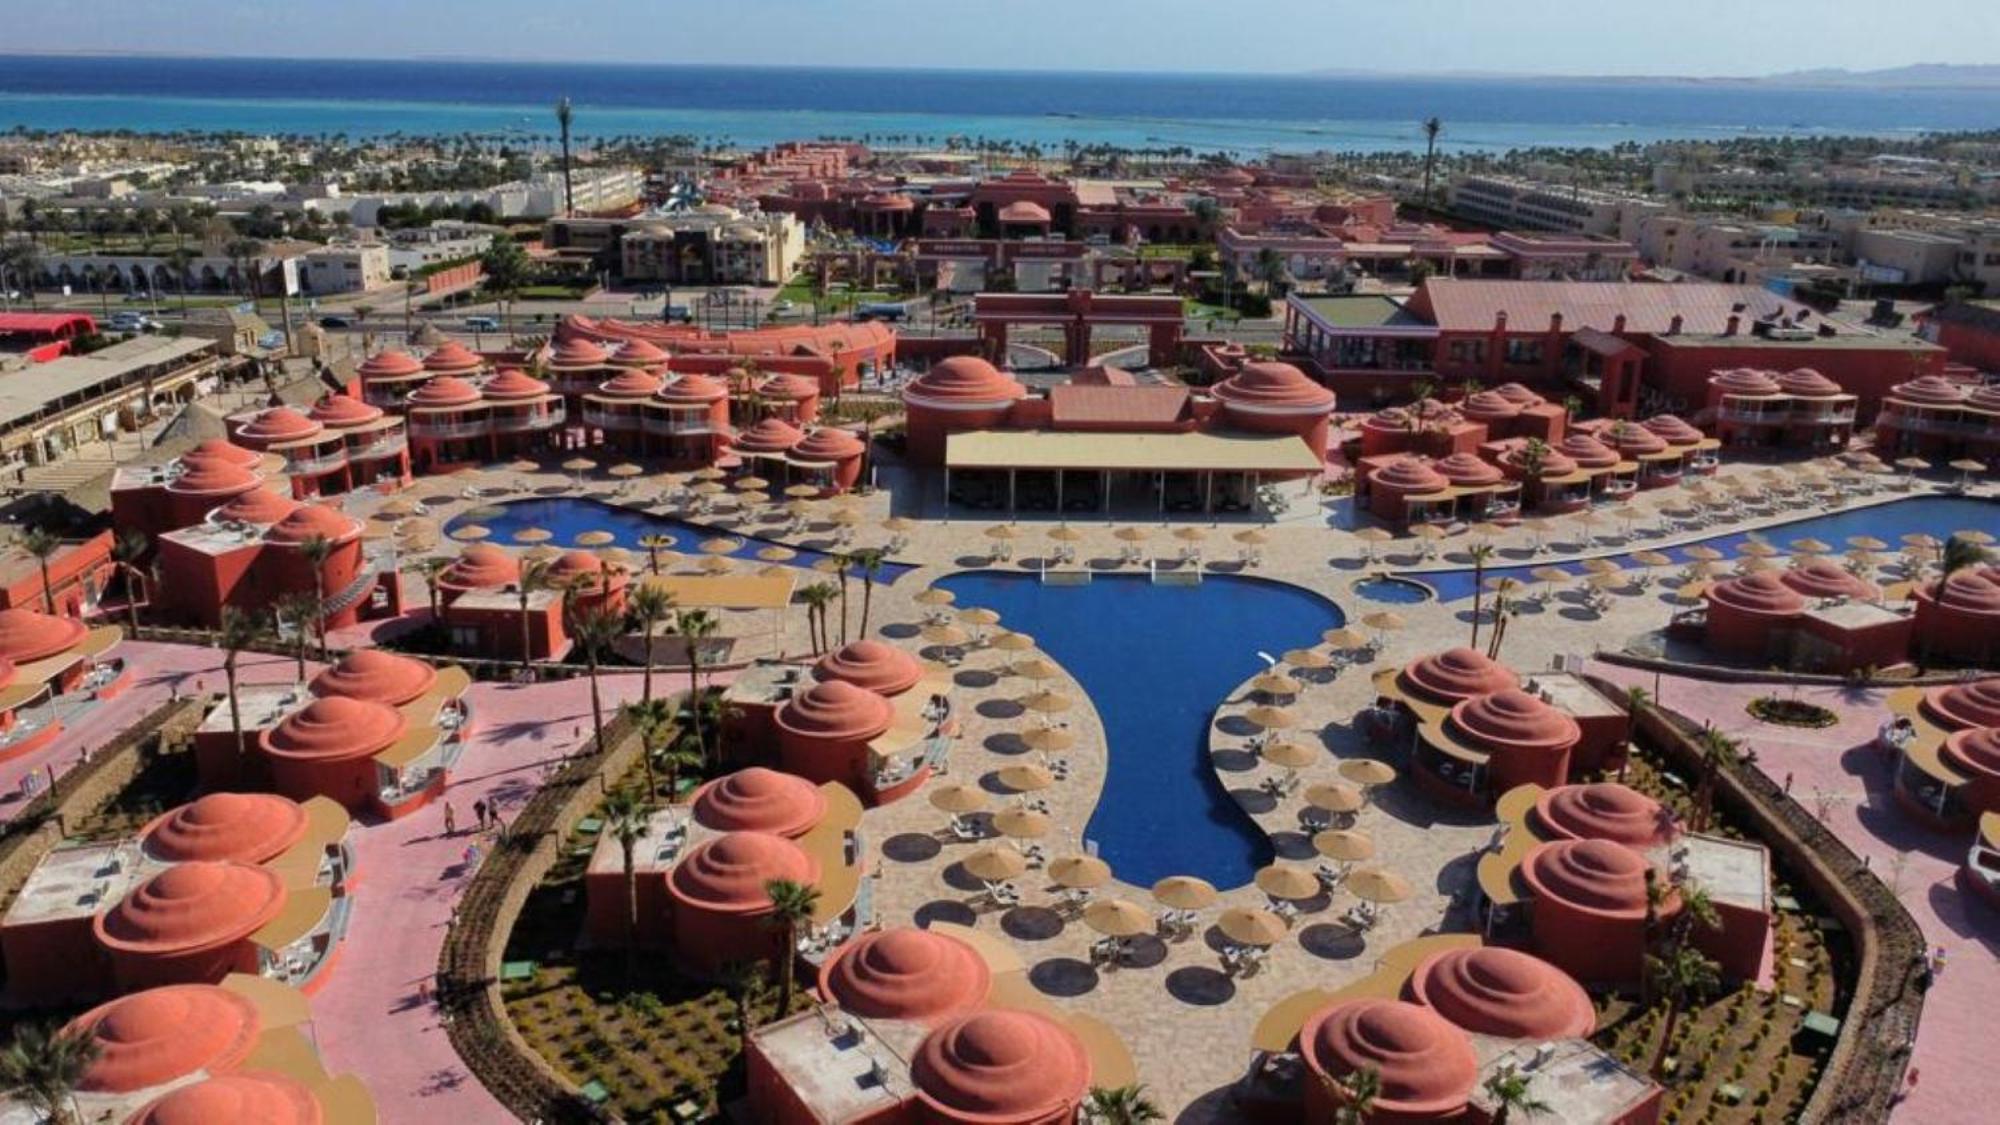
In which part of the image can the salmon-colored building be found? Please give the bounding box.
[1406,944,1595,1041]
[255,663,470,820]
[1706,367,1857,453]
[1300,999,1478,1123]
[1873,375,2000,467]
[1890,678,2000,830]
[153,501,400,632]
[817,927,994,1026]
[0,608,125,761]
[772,666,946,805]
[1380,656,1629,804]
[1518,838,1659,986]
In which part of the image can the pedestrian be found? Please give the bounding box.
[473,798,488,832]
[463,842,481,869]
[1930,946,1947,979]
[1783,771,1794,794]
[443,802,456,836]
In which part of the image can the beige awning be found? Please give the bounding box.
[314,1074,379,1125]
[374,726,444,770]
[240,1026,330,1084]
[637,572,797,610]
[251,886,333,951]
[945,429,1321,474]
[220,973,311,1030]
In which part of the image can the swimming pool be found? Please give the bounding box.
[934,571,1344,888]
[440,498,916,581]
[1404,495,1998,602]
[1352,576,1435,604]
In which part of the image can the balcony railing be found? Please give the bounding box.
[581,405,641,431]
[408,419,491,440]
[348,435,408,460]
[642,414,718,436]
[285,450,349,476]
[492,404,567,433]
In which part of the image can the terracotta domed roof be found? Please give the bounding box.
[422,341,484,374]
[733,417,806,455]
[911,1009,1090,1121]
[1408,946,1595,1040]
[997,200,1053,224]
[667,832,820,914]
[548,337,610,370]
[760,373,821,402]
[1497,442,1577,478]
[1557,433,1619,469]
[775,680,894,742]
[1402,648,1520,704]
[596,368,664,398]
[609,338,671,368]
[815,640,924,697]
[657,372,727,404]
[311,649,438,706]
[142,792,309,865]
[406,375,482,409]
[1641,414,1704,445]
[905,357,1027,406]
[0,607,87,664]
[482,367,550,400]
[1213,362,1337,413]
[1604,421,1668,456]
[1370,457,1449,494]
[792,427,865,462]
[69,985,262,1093]
[233,408,322,446]
[1706,571,1807,617]
[1301,999,1477,1119]
[819,927,993,1023]
[356,349,425,382]
[307,394,383,428]
[1432,452,1504,487]
[690,768,827,837]
[183,439,262,470]
[1449,689,1581,753]
[1519,839,1654,918]
[95,862,286,956]
[1943,726,2000,783]
[441,543,518,590]
[266,504,356,545]
[1779,560,1877,601]
[1534,783,1673,848]
[1709,368,1781,396]
[261,696,407,764]
[1890,375,1970,406]
[1925,679,2000,731]
[547,550,608,587]
[1494,382,1542,405]
[1460,390,1523,422]
[1929,569,2000,615]
[211,488,300,526]
[168,459,260,498]
[1968,385,2000,412]
[128,1071,321,1125]
[1777,367,1843,397]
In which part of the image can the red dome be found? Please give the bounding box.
[1777,367,1843,397]
[1641,414,1704,445]
[1402,648,1520,704]
[95,862,286,957]
[1460,390,1522,422]
[311,649,439,706]
[1408,947,1595,1040]
[406,375,482,408]
[142,792,308,865]
[1213,362,1337,413]
[911,1009,1091,1122]
[1890,375,1970,406]
[1370,457,1449,494]
[1943,726,2000,783]
[1709,368,1781,396]
[657,372,728,404]
[1431,452,1504,487]
[482,367,551,400]
[548,550,614,590]
[168,460,260,498]
[1968,385,2000,412]
[1497,442,1577,478]
[1706,571,1807,617]
[233,408,322,446]
[0,607,87,663]
[734,417,806,455]
[905,358,1027,406]
[609,338,671,368]
[1534,783,1673,848]
[775,680,894,742]
[356,349,425,381]
[819,927,993,1023]
[997,200,1053,224]
[596,368,664,398]
[1450,689,1581,753]
[1926,679,2000,731]
[667,831,820,915]
[306,394,382,428]
[792,427,865,462]
[261,696,407,764]
[183,439,262,470]
[1557,433,1619,469]
[690,768,827,837]
[70,985,262,1093]
[1779,560,1878,601]
[441,543,518,590]
[422,341,484,374]
[1494,382,1542,405]
[1930,570,2000,615]
[212,487,300,526]
[128,1071,322,1125]
[1604,421,1668,456]
[760,373,821,402]
[549,337,610,370]
[267,504,356,545]
[814,639,924,696]
[1520,839,1653,918]
[1301,999,1476,1119]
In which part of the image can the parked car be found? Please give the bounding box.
[464,315,500,331]
[317,315,352,328]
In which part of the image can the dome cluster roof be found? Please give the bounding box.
[70,984,262,1093]
[1776,367,1843,397]
[356,349,425,382]
[904,357,1027,406]
[1432,452,1504,486]
[169,460,260,498]
[1450,689,1581,753]
[760,373,821,402]
[997,200,1053,224]
[691,768,827,837]
[307,394,383,428]
[1493,383,1542,405]
[1641,414,1704,445]
[129,1070,321,1125]
[1603,421,1669,456]
[596,369,664,398]
[96,861,287,956]
[1212,362,1337,413]
[547,550,608,588]
[1557,433,1619,469]
[657,372,727,405]
[142,792,309,865]
[776,680,895,742]
[1928,569,2000,615]
[1534,783,1673,848]
[1779,560,1877,601]
[212,488,301,526]
[183,439,263,470]
[819,927,992,1023]
[667,831,820,914]
[1408,946,1595,1040]
[1459,390,1523,422]
[1520,839,1654,918]
[610,338,671,368]
[1926,678,2000,731]
[1709,368,1781,396]
[422,341,485,374]
[0,607,88,664]
[1943,726,2000,783]
[1890,375,1970,406]
[266,504,356,546]
[311,649,438,706]
[792,427,865,463]
[911,1009,1090,1121]
[549,337,610,370]
[442,543,519,590]
[406,375,482,409]
[1370,457,1449,494]
[233,408,322,446]
[1402,648,1520,704]
[261,696,407,764]
[733,417,806,455]
[1706,571,1807,617]
[482,367,551,400]
[1497,442,1577,479]
[814,639,923,697]
[1301,999,1477,1119]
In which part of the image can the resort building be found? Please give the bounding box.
[0,334,226,469]
[1870,374,2000,469]
[0,607,126,762]
[1690,566,1912,674]
[224,395,412,500]
[1705,367,1858,453]
[0,529,117,619]
[1887,678,2000,832]
[1910,565,2000,666]
[110,438,281,544]
[431,543,572,663]
[152,502,403,631]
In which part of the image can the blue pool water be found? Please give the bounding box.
[440,498,916,581]
[1353,576,1435,605]
[1406,495,1998,602]
[933,571,1344,889]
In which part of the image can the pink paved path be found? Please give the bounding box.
[1589,662,1995,1125]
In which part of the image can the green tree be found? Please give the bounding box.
[0,1022,100,1125]
[569,605,623,759]
[638,532,674,576]
[798,581,838,655]
[848,548,887,639]
[1420,116,1444,209]
[224,236,264,307]
[1326,1064,1382,1125]
[414,556,452,627]
[20,527,63,615]
[218,606,266,767]
[761,878,821,1017]
[514,557,554,673]
[1646,942,1722,1079]
[479,235,532,335]
[296,533,336,659]
[272,591,319,682]
[673,609,719,757]
[626,583,674,703]
[554,96,576,216]
[722,960,770,1058]
[109,527,149,633]
[1691,725,1742,832]
[601,787,652,979]
[1085,1084,1164,1124]
[621,695,672,799]
[1483,1064,1551,1125]
[1468,542,1495,650]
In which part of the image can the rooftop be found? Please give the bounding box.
[2,838,157,926]
[1673,832,1770,913]
[0,335,214,431]
[1293,295,1433,330]
[1467,1037,1658,1121]
[749,1008,926,1121]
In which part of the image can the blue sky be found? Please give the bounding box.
[9,0,1997,76]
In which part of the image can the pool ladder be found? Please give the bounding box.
[1149,559,1202,586]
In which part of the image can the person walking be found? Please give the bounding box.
[443,801,457,836]
[473,798,489,832]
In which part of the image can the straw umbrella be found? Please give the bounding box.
[1173,526,1208,543]
[929,783,989,816]
[1789,538,1831,556]
[523,545,560,563]
[1847,535,1888,552]
[1152,876,1218,912]
[1217,907,1288,947]
[1243,705,1299,732]
[1360,610,1405,647]
[1019,690,1075,718]
[1050,855,1112,890]
[1354,528,1394,564]
[732,475,770,493]
[1530,565,1571,600]
[921,623,971,647]
[1338,759,1397,789]
[1629,550,1672,568]
[1047,525,1084,543]
[1322,627,1371,658]
[756,545,797,564]
[915,587,956,608]
[561,456,597,482]
[1283,648,1332,671]
[1254,865,1321,902]
[512,527,553,546]
[961,844,1029,883]
[992,807,1051,840]
[376,497,421,519]
[881,516,916,534]
[1955,530,1996,547]
[985,524,1019,542]
[1304,782,1365,815]
[1011,657,1063,683]
[450,524,491,542]
[991,631,1037,653]
[1021,726,1076,754]
[699,537,743,556]
[1251,671,1301,697]
[1115,526,1152,544]
[1580,557,1621,575]
[504,458,542,475]
[1684,545,1724,562]
[958,606,1002,628]
[1261,740,1317,769]
[608,463,645,481]
[996,763,1056,793]
[1346,867,1414,905]
[1084,899,1154,959]
[574,530,616,548]
[1312,829,1375,863]
[698,555,735,575]
[1950,458,1988,487]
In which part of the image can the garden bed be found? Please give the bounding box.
[1747,695,1839,729]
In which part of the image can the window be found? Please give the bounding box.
[1504,339,1545,366]
[1448,339,1486,366]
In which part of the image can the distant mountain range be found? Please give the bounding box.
[1302,63,2000,89]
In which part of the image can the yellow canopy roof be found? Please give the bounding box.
[945,429,1322,474]
[638,572,797,610]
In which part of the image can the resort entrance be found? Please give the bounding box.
[941,430,1322,516]
[973,291,1186,367]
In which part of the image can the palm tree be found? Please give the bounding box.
[848,548,887,639]
[831,554,854,645]
[218,606,265,767]
[620,696,671,798]
[296,533,335,659]
[224,236,265,308]
[414,556,451,626]
[20,527,62,615]
[569,605,623,759]
[1922,534,1994,665]
[1483,1064,1551,1125]
[1645,942,1721,1079]
[1467,542,1495,650]
[639,533,674,575]
[514,558,554,672]
[1691,725,1740,832]
[555,96,576,216]
[272,591,319,682]
[798,581,838,655]
[1326,1064,1382,1125]
[627,583,673,703]
[109,528,149,632]
[673,609,719,757]
[0,1022,100,1125]
[1084,1084,1164,1124]
[1420,117,1443,210]
[761,878,821,1017]
[722,960,769,1058]
[601,787,652,978]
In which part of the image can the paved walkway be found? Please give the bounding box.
[1586,663,1995,1125]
